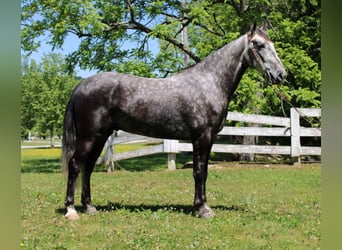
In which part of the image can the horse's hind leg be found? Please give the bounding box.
[64,140,89,220]
[81,136,108,215]
[64,136,106,219]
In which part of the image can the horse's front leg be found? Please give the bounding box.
[192,130,215,218]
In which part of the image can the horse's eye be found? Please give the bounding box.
[253,41,265,50]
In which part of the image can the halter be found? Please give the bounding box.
[248,38,272,83]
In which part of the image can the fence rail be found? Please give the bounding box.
[99,108,321,170]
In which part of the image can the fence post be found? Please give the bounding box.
[163,139,179,170]
[104,133,116,172]
[290,108,301,165]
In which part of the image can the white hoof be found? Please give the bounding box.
[65,207,80,220]
[86,205,98,215]
[198,203,215,219]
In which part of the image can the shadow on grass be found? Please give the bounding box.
[95,153,193,172]
[21,158,61,173]
[56,202,247,217]
[21,152,240,174]
[21,153,193,173]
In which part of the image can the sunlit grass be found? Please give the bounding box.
[21,164,320,249]
[21,148,62,159]
[21,147,320,249]
[21,142,160,160]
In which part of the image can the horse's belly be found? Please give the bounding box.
[112,110,192,140]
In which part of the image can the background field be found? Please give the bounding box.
[21,147,320,249]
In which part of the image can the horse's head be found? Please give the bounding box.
[245,23,286,84]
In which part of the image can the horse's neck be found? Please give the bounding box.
[195,35,248,98]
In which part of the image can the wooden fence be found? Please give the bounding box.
[100,108,321,170]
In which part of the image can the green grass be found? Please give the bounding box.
[21,142,160,159]
[21,142,177,173]
[21,148,321,249]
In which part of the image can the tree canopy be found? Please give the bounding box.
[21,0,321,132]
[21,54,78,143]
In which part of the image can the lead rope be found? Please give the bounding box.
[271,82,321,130]
[248,40,320,129]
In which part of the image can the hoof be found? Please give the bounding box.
[198,203,215,219]
[86,205,98,215]
[65,207,80,220]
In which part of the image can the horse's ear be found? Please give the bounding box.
[261,19,268,31]
[248,22,257,39]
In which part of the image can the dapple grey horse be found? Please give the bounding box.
[62,24,286,220]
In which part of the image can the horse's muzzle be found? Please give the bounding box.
[269,69,286,84]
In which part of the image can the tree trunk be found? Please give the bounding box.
[49,127,54,148]
[239,88,262,162]
[182,0,190,68]
[240,132,256,161]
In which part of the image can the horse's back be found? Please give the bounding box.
[69,72,189,138]
[70,71,225,140]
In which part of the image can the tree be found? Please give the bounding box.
[21,0,321,115]
[21,54,78,145]
[21,58,39,139]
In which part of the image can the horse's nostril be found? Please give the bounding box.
[282,73,286,81]
[277,71,286,82]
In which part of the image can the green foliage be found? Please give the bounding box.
[229,71,266,114]
[115,59,157,78]
[21,0,321,119]
[21,54,78,140]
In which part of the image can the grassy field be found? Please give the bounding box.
[21,147,321,249]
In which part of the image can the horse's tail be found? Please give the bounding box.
[61,97,76,176]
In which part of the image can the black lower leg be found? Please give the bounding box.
[193,162,208,208]
[193,152,215,218]
[192,131,213,209]
[81,170,93,207]
[65,158,81,207]
[81,136,107,208]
